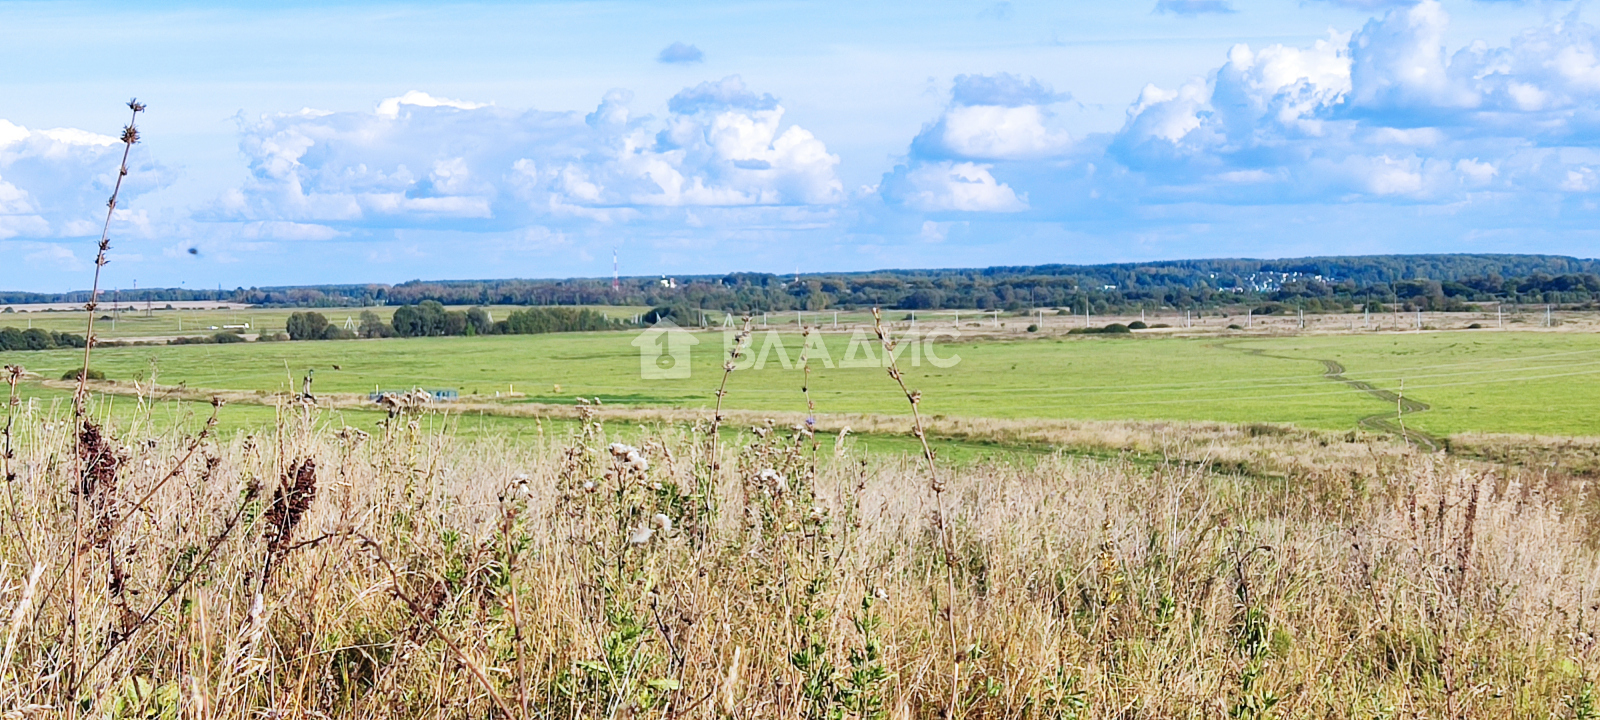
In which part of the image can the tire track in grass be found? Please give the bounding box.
[1317,358,1441,451]
[1220,344,1442,451]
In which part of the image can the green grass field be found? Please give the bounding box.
[7,325,1599,437]
[1230,332,1600,436]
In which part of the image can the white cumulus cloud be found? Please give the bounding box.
[1087,1,1600,206]
[0,119,163,243]
[881,161,1027,212]
[910,73,1072,162]
[211,77,842,235]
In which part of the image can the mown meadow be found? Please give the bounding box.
[5,324,1600,436]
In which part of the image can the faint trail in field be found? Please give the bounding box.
[1319,359,1441,451]
[1220,344,1442,451]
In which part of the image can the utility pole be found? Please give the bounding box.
[612,247,620,292]
[1497,303,1502,328]
[1547,305,1553,327]
[1247,308,1252,328]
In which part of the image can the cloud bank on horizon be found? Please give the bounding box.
[4,0,1600,290]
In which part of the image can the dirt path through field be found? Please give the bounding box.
[1218,343,1442,451]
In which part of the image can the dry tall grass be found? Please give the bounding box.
[0,392,1595,719]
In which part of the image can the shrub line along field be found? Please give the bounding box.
[5,312,1600,441]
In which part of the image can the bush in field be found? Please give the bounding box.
[496,307,616,335]
[466,307,493,335]
[1128,320,1148,330]
[169,332,248,346]
[0,327,87,351]
[391,301,447,337]
[392,301,483,337]
[1071,323,1131,335]
[285,311,330,340]
[642,304,696,326]
[358,310,394,339]
[60,367,105,380]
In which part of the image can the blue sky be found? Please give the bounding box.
[0,0,1595,291]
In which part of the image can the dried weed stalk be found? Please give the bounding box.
[872,306,961,714]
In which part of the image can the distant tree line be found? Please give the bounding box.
[285,302,623,341]
[13,254,1600,315]
[0,328,86,352]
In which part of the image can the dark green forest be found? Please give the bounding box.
[6,254,1600,315]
